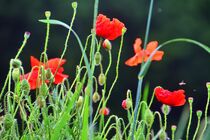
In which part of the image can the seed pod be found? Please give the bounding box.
[10,59,22,68]
[12,68,20,82]
[92,92,100,103]
[98,73,106,86]
[94,52,102,66]
[102,39,112,51]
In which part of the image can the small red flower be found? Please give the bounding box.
[154,87,186,106]
[125,38,164,66]
[99,107,110,116]
[96,14,125,40]
[21,56,68,90]
[121,99,132,110]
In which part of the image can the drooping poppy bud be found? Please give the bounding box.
[10,59,22,68]
[161,104,171,115]
[20,79,30,94]
[3,114,14,131]
[92,91,100,103]
[98,73,106,86]
[121,98,132,110]
[144,108,154,127]
[45,68,54,82]
[12,68,20,82]
[39,83,48,96]
[159,130,167,140]
[102,39,112,51]
[100,107,110,116]
[77,96,84,107]
[94,52,102,66]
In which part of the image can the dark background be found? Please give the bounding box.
[0,0,210,138]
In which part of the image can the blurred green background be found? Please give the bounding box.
[0,0,209,138]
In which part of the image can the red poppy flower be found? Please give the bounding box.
[21,56,69,90]
[154,87,186,106]
[99,107,110,116]
[125,38,164,66]
[96,14,125,40]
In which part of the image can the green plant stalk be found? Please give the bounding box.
[192,113,202,140]
[171,127,176,140]
[43,15,50,57]
[0,34,29,100]
[130,0,154,139]
[199,87,210,139]
[186,100,193,140]
[164,112,167,131]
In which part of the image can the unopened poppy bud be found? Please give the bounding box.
[4,114,14,131]
[39,83,48,96]
[159,130,167,140]
[171,125,177,131]
[98,73,106,86]
[100,107,110,116]
[94,52,102,66]
[12,68,20,82]
[75,82,83,94]
[10,59,22,68]
[161,105,171,115]
[24,31,31,39]
[102,39,112,51]
[45,69,54,80]
[206,82,210,89]
[84,85,92,95]
[77,96,84,107]
[121,98,132,110]
[72,2,78,9]
[37,96,45,108]
[188,97,193,103]
[92,92,100,103]
[144,108,154,127]
[196,110,202,118]
[45,11,51,18]
[20,79,30,94]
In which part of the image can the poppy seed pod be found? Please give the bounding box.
[24,31,31,39]
[4,114,14,131]
[20,79,30,94]
[206,82,210,89]
[94,52,102,66]
[171,125,177,131]
[121,98,132,110]
[12,68,20,82]
[98,73,106,86]
[45,11,51,18]
[102,39,112,51]
[92,92,100,103]
[10,59,22,68]
[72,2,78,9]
[144,108,154,127]
[196,110,202,118]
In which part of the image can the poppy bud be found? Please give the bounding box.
[171,125,177,131]
[45,11,51,18]
[4,114,14,131]
[188,97,193,104]
[12,68,20,82]
[45,68,54,81]
[20,79,30,94]
[144,108,154,127]
[159,130,167,140]
[39,83,48,96]
[138,133,145,140]
[98,73,106,86]
[75,82,83,94]
[92,92,100,103]
[10,59,22,68]
[196,110,202,118]
[37,96,45,108]
[76,96,84,107]
[94,52,102,66]
[121,98,132,110]
[161,105,171,115]
[84,85,92,95]
[24,31,31,39]
[100,107,110,116]
[72,2,78,9]
[102,39,112,51]
[206,82,210,91]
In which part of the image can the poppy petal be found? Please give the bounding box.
[133,38,142,54]
[30,56,41,67]
[146,41,158,53]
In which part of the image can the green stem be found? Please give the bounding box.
[192,111,202,140]
[199,86,210,139]
[43,13,50,57]
[164,112,167,131]
[186,98,193,140]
